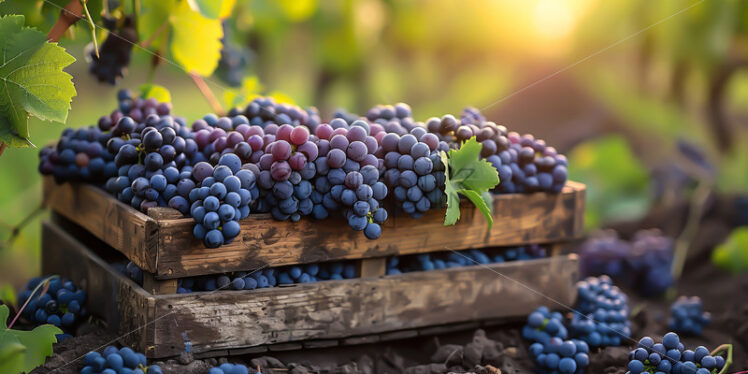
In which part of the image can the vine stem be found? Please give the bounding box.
[190,72,225,115]
[4,204,45,247]
[710,343,733,374]
[47,0,86,42]
[7,275,59,329]
[671,180,711,280]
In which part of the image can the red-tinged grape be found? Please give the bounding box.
[330,134,349,150]
[297,141,319,161]
[290,126,310,145]
[271,140,292,161]
[289,152,307,171]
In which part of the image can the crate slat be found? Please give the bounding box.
[42,220,579,358]
[44,177,585,279]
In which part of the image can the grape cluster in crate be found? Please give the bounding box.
[39,90,569,248]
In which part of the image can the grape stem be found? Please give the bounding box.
[710,343,732,374]
[47,0,87,43]
[189,72,225,115]
[1,203,44,248]
[7,275,60,329]
[80,0,99,58]
[671,180,711,280]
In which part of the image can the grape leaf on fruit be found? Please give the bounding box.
[0,305,62,374]
[0,15,76,148]
[139,84,172,103]
[187,0,236,19]
[441,137,500,229]
[170,0,223,76]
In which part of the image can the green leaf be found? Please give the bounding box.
[0,336,26,374]
[442,150,461,226]
[187,0,236,19]
[139,84,172,103]
[0,305,62,373]
[442,137,500,228]
[712,227,748,273]
[459,188,493,230]
[170,0,223,76]
[138,0,176,51]
[0,283,16,307]
[0,15,76,148]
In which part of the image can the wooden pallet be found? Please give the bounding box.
[43,177,585,280]
[42,220,579,358]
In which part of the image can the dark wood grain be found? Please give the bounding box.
[43,177,159,273]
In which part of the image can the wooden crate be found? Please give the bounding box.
[43,177,585,279]
[42,220,580,358]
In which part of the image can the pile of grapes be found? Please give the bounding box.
[386,245,546,274]
[39,91,569,248]
[626,333,726,374]
[17,276,87,338]
[119,261,357,293]
[81,346,162,374]
[208,363,251,374]
[579,229,674,296]
[669,296,711,336]
[569,275,631,347]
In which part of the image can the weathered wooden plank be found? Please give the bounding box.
[359,258,386,278]
[43,177,159,273]
[41,221,155,352]
[154,181,586,278]
[149,255,579,356]
[143,273,178,296]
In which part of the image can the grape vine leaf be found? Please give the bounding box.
[0,15,76,148]
[0,305,62,374]
[441,137,500,229]
[138,0,175,51]
[139,84,172,103]
[170,0,223,76]
[188,0,236,19]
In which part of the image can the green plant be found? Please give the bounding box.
[712,227,748,273]
[0,304,62,374]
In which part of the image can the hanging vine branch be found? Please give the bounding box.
[47,0,87,42]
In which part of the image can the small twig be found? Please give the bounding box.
[671,181,711,280]
[80,0,99,58]
[5,204,45,246]
[190,72,225,115]
[47,0,85,42]
[141,20,169,49]
[8,275,59,329]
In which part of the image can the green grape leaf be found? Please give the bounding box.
[0,336,26,374]
[138,0,176,51]
[442,137,500,228]
[187,0,236,19]
[458,188,493,230]
[0,305,62,373]
[0,283,16,307]
[139,84,172,103]
[441,150,461,226]
[0,15,76,148]
[170,0,223,76]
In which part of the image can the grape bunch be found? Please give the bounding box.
[208,363,251,374]
[242,97,321,131]
[18,276,87,333]
[365,103,422,135]
[528,338,590,374]
[88,16,137,85]
[312,120,388,238]
[579,229,674,296]
[380,131,449,218]
[215,21,251,87]
[188,155,256,248]
[568,275,631,347]
[39,126,118,184]
[81,346,162,374]
[522,306,568,344]
[626,333,725,374]
[173,262,357,293]
[254,125,319,222]
[669,296,711,336]
[386,246,547,275]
